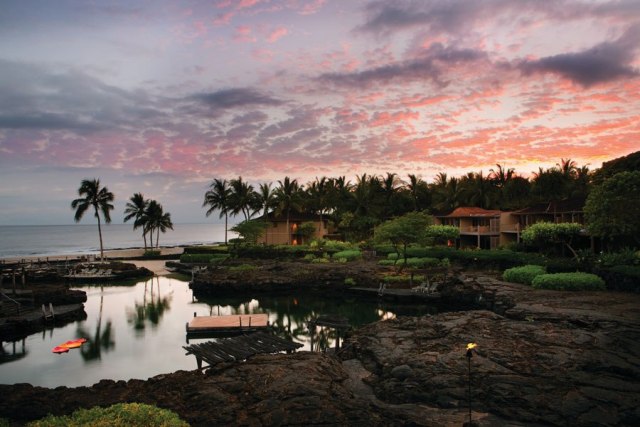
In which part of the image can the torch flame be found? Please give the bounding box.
[466,343,477,350]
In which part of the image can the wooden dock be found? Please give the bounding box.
[184,331,303,369]
[186,314,269,336]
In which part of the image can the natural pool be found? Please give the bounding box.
[0,276,439,388]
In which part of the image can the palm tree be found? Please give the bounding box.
[257,182,276,244]
[144,200,173,248]
[305,176,331,230]
[274,177,302,245]
[203,178,232,244]
[229,177,259,221]
[123,193,149,250]
[71,179,114,261]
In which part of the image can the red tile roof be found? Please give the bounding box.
[439,207,503,218]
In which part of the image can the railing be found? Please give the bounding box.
[0,291,22,315]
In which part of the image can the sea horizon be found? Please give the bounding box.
[0,223,236,259]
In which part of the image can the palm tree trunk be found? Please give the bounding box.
[224,213,228,244]
[96,211,104,262]
[286,210,291,245]
[149,228,154,249]
[143,232,148,251]
[156,228,160,249]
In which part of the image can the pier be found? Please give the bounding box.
[184,331,302,369]
[186,313,270,336]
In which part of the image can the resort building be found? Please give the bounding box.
[436,198,587,249]
[257,212,332,245]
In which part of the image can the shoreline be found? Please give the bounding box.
[0,246,185,264]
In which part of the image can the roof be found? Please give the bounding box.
[512,198,585,216]
[259,212,325,222]
[437,207,503,218]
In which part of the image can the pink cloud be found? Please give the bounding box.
[369,110,419,127]
[266,27,288,43]
[233,25,256,43]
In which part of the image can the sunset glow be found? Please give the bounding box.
[0,0,638,224]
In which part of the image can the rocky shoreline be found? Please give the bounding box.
[1,265,639,426]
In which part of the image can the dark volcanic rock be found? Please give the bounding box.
[340,289,640,426]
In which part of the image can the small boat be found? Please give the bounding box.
[51,338,87,353]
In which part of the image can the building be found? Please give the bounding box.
[257,212,333,245]
[436,198,587,249]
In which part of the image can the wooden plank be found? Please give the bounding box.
[187,314,269,331]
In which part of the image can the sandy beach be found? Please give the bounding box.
[1,247,184,276]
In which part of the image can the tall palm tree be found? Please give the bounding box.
[123,193,149,250]
[203,178,232,244]
[274,177,302,245]
[257,182,276,244]
[144,200,173,248]
[305,176,330,230]
[71,178,114,261]
[229,176,259,221]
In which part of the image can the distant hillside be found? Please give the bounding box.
[592,150,640,185]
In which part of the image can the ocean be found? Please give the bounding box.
[0,223,236,259]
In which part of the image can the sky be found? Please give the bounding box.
[0,0,639,225]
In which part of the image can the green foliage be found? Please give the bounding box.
[180,253,214,263]
[142,250,161,257]
[597,249,640,267]
[183,245,228,254]
[544,258,578,273]
[404,257,441,268]
[230,220,267,244]
[503,265,547,285]
[344,277,356,286]
[378,259,398,266]
[531,272,606,291]
[296,221,317,239]
[373,212,434,268]
[303,253,316,261]
[424,225,460,244]
[311,257,330,263]
[332,250,362,261]
[585,171,640,247]
[381,274,424,284]
[387,252,399,260]
[27,403,188,427]
[521,222,583,257]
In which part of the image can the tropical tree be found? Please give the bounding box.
[71,179,114,261]
[203,178,232,244]
[230,220,268,244]
[373,212,434,271]
[584,171,640,249]
[229,176,260,221]
[257,182,276,244]
[274,177,302,245]
[144,200,174,248]
[123,193,149,250]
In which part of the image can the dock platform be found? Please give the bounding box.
[186,314,269,336]
[184,331,302,369]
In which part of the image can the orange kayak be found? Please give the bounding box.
[52,338,87,353]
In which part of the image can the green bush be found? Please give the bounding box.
[378,259,398,266]
[405,257,440,268]
[332,250,362,261]
[27,403,188,427]
[143,250,161,257]
[531,272,606,291]
[595,265,640,292]
[183,245,228,254]
[597,249,640,268]
[303,253,316,261]
[503,265,547,285]
[387,253,399,260]
[344,277,356,286]
[311,257,330,263]
[180,253,214,263]
[545,258,578,273]
[382,274,424,284]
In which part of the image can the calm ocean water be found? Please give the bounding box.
[0,223,235,259]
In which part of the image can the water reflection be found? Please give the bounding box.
[126,277,173,334]
[76,289,115,362]
[192,293,398,351]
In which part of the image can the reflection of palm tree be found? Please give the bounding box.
[126,277,172,332]
[76,294,115,362]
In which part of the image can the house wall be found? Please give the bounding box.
[258,218,330,245]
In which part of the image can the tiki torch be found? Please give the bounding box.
[466,342,477,425]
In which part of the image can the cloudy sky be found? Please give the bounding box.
[1,0,639,225]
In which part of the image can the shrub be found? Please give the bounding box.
[545,258,578,273]
[595,265,640,292]
[531,272,606,291]
[311,257,330,263]
[143,250,161,257]
[180,253,214,263]
[597,249,640,268]
[387,253,399,260]
[503,265,547,285]
[303,254,317,261]
[332,250,361,261]
[378,259,398,266]
[344,277,356,286]
[405,257,441,268]
[27,402,189,427]
[184,245,228,254]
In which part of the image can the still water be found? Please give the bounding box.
[0,277,436,388]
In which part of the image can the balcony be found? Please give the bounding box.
[460,225,500,234]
